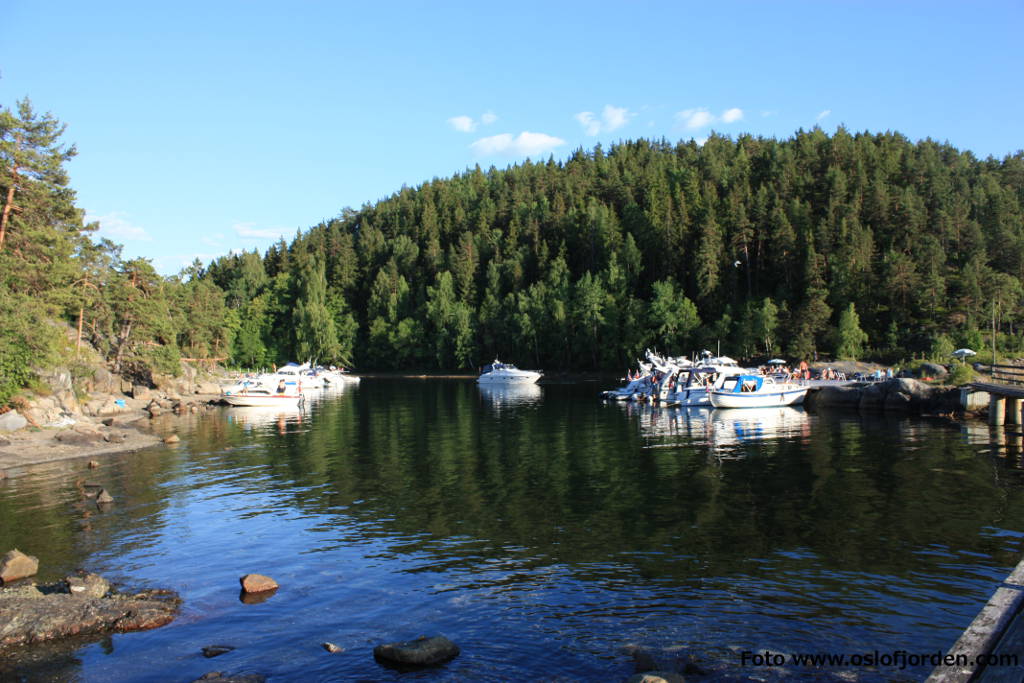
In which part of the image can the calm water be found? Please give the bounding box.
[2,379,1024,682]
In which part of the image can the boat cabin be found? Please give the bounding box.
[720,374,767,393]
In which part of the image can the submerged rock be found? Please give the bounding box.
[626,673,686,683]
[202,645,235,658]
[0,578,180,649]
[373,635,460,666]
[192,673,266,683]
[0,550,39,584]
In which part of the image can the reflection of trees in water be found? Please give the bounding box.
[3,382,1023,598]
[265,383,1024,580]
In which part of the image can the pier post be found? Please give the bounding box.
[1008,397,1022,425]
[990,395,1006,426]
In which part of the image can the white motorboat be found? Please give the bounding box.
[322,368,361,385]
[708,374,807,408]
[477,359,542,384]
[222,387,305,407]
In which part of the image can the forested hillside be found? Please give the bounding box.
[3,95,1024,405]
[204,128,1024,372]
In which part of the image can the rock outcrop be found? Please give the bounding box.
[0,575,180,649]
[806,378,961,414]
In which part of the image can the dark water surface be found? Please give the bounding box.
[3,379,1024,681]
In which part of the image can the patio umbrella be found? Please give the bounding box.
[951,348,977,360]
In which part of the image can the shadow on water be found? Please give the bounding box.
[2,380,1024,681]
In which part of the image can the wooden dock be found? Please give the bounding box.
[970,364,1024,425]
[927,557,1024,682]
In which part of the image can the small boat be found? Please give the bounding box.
[708,374,807,408]
[477,359,542,384]
[222,387,305,407]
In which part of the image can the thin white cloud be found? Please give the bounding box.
[677,108,716,130]
[817,109,832,121]
[575,104,633,136]
[200,233,226,248]
[234,222,287,240]
[602,105,631,131]
[86,211,152,242]
[675,107,745,130]
[449,112,498,133]
[448,115,476,133]
[721,108,744,123]
[576,111,601,136]
[470,131,565,157]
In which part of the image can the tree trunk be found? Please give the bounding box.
[76,307,85,354]
[113,321,133,372]
[0,180,16,249]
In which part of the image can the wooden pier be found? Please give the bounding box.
[927,557,1024,682]
[968,364,1024,425]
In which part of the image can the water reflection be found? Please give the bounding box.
[477,381,542,410]
[225,405,306,434]
[619,403,811,451]
[2,382,1024,682]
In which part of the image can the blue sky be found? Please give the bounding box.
[2,1,1021,274]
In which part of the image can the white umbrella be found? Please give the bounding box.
[766,358,787,365]
[951,348,977,359]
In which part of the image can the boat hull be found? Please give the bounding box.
[223,394,304,407]
[477,372,541,384]
[708,387,807,408]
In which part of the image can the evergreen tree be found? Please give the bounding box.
[835,303,868,360]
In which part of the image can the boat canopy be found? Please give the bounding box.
[726,374,764,393]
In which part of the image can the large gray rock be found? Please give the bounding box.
[0,579,179,648]
[131,385,153,401]
[0,411,27,432]
[373,635,460,666]
[65,572,110,599]
[807,385,862,409]
[55,429,105,446]
[918,362,949,379]
[0,550,39,583]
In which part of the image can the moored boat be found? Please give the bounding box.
[222,388,305,408]
[708,374,807,408]
[477,359,542,384]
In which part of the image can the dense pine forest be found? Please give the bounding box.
[3,96,1024,403]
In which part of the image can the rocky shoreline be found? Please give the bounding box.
[0,359,229,477]
[805,377,967,416]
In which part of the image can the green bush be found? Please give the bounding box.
[948,363,975,385]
